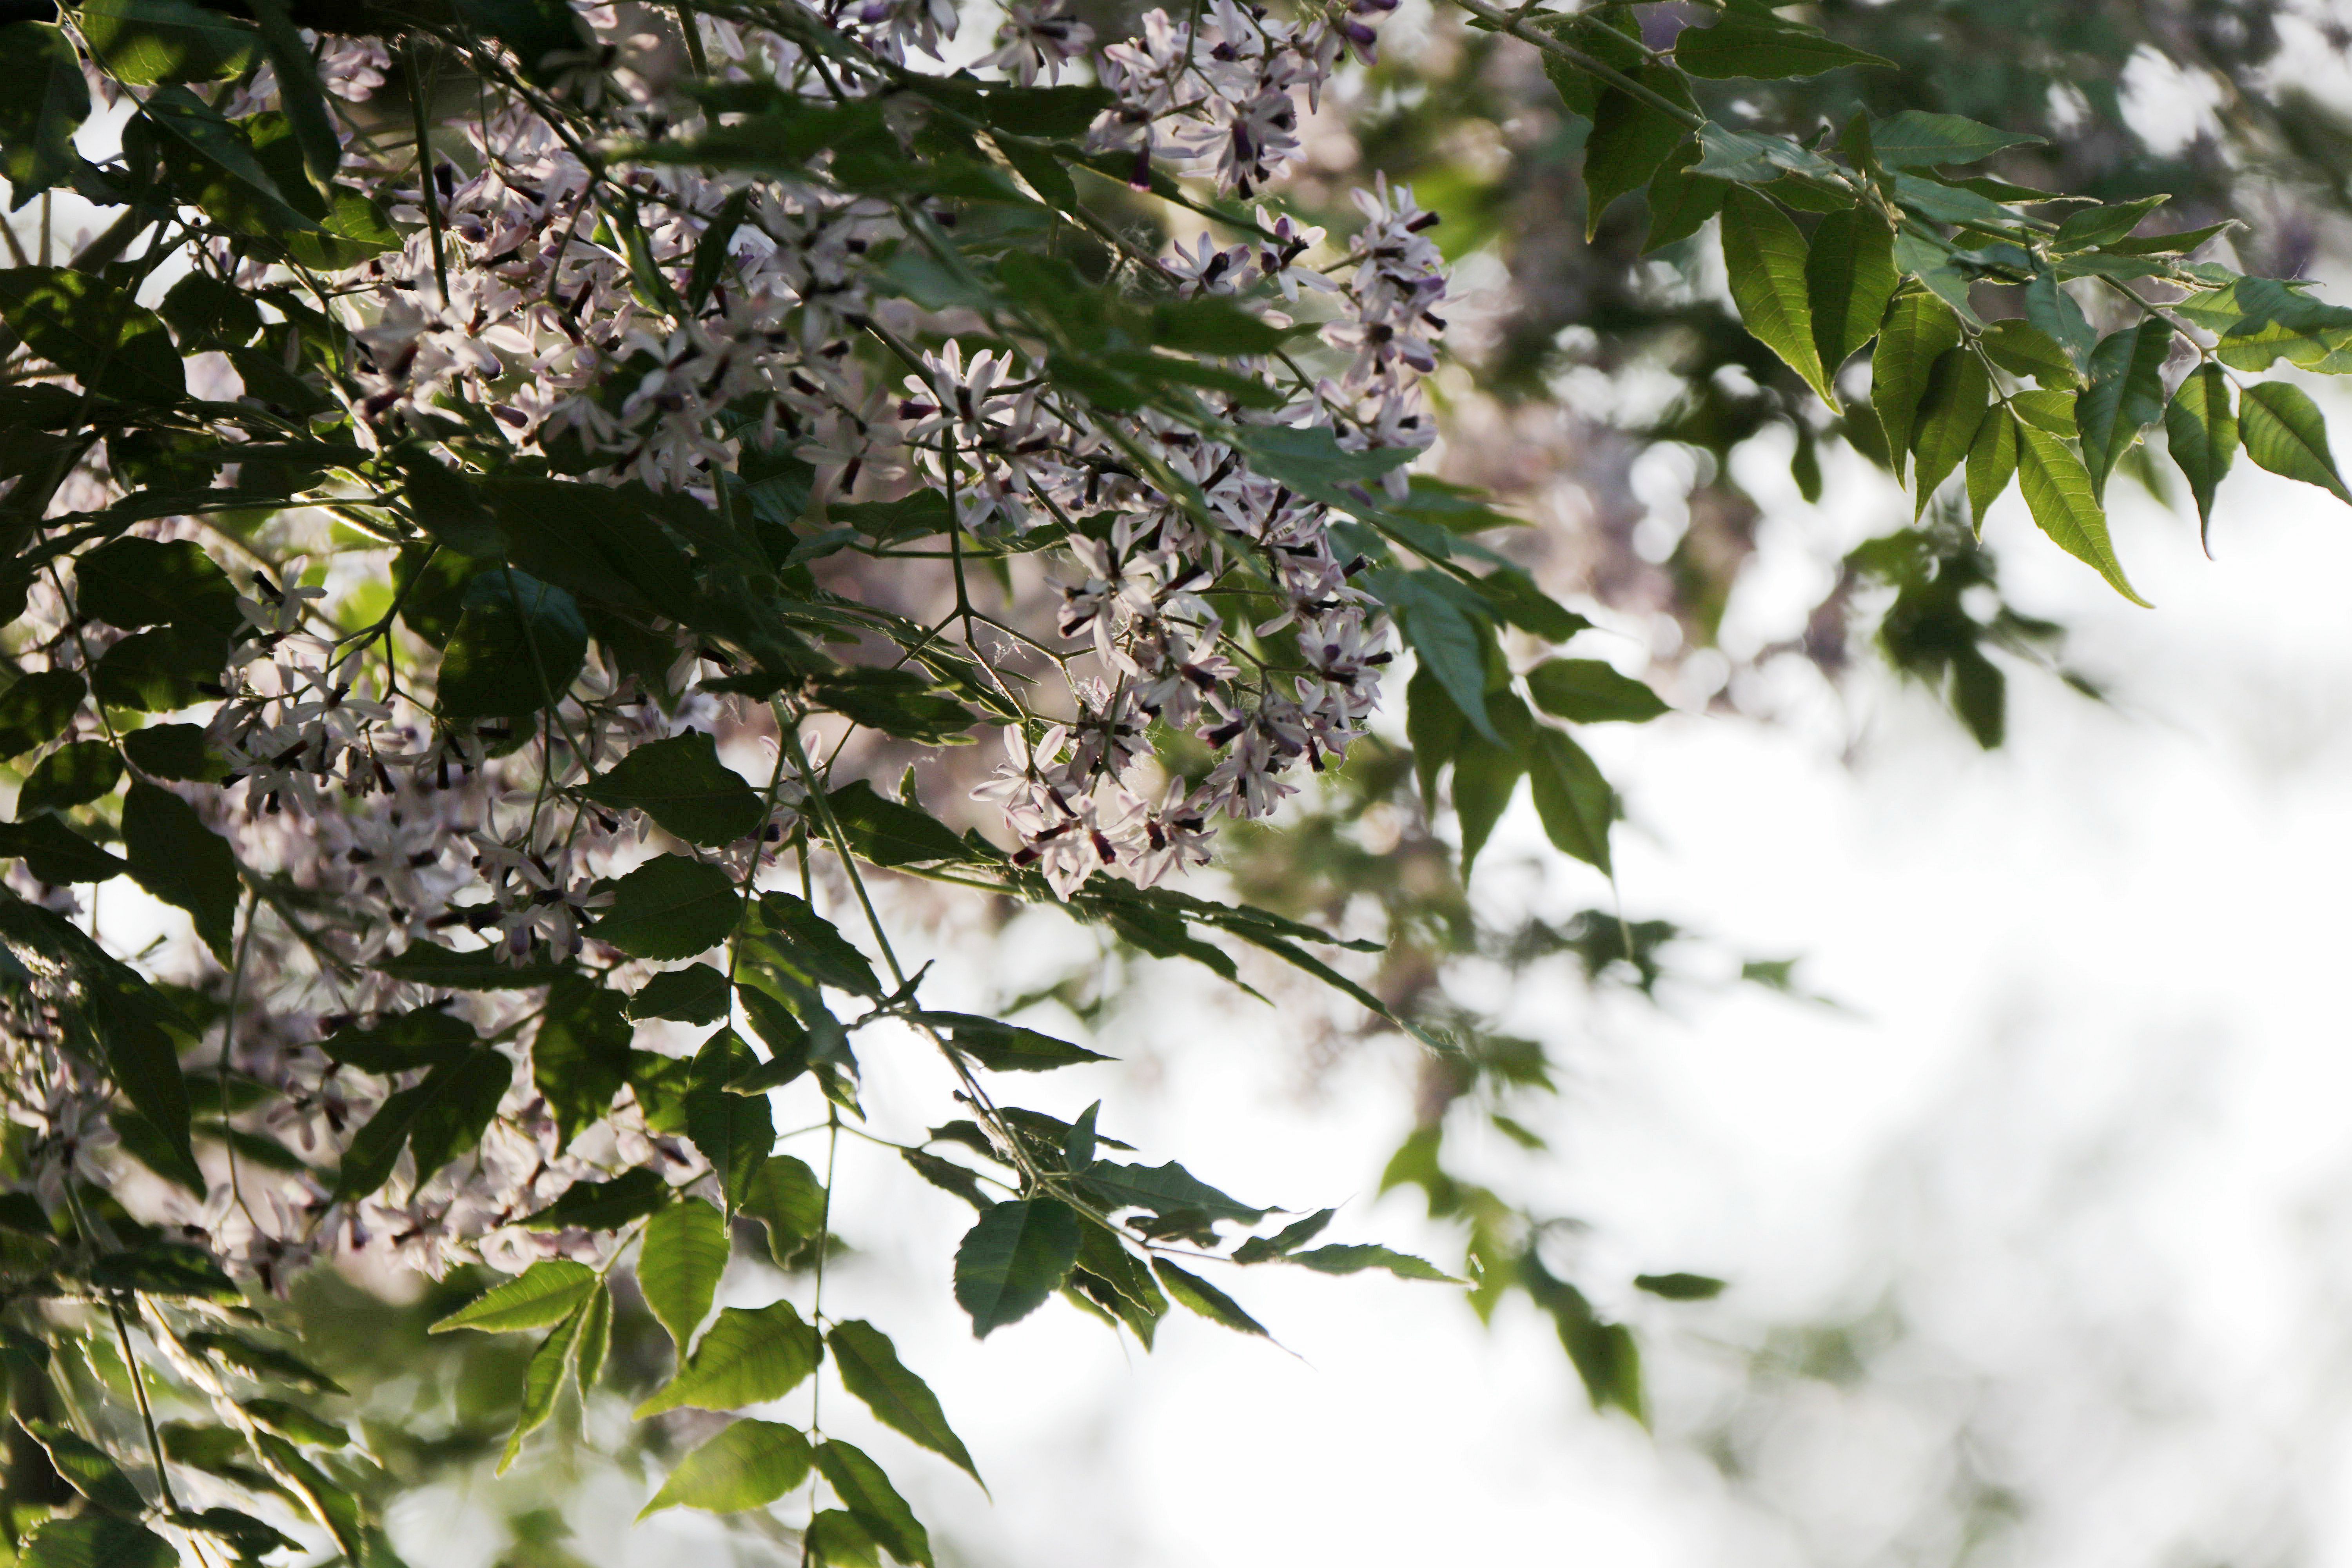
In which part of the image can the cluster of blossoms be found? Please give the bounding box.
[1,0,1440,1281]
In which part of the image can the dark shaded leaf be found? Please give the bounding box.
[121,781,238,964]
[583,730,766,847]
[953,1198,1081,1336]
[829,1320,981,1485]
[594,855,739,960]
[531,974,632,1147]
[519,1167,669,1232]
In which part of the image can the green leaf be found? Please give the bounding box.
[499,1302,584,1475]
[1966,407,2019,533]
[1910,346,1991,515]
[0,23,90,201]
[76,0,256,83]
[823,779,970,866]
[89,1243,240,1301]
[21,1516,177,1568]
[2010,387,2079,438]
[2014,424,2150,605]
[531,974,632,1148]
[434,1259,599,1333]
[88,627,217,714]
[807,1511,884,1568]
[247,0,338,184]
[902,1147,991,1210]
[577,1276,613,1393]
[1871,292,1964,482]
[1673,12,1893,78]
[518,1167,669,1231]
[1583,70,1695,240]
[1527,727,1615,875]
[2164,363,2238,544]
[1285,1245,1459,1283]
[1077,1160,1267,1224]
[1374,569,1497,741]
[0,268,183,404]
[437,570,588,720]
[628,962,733,1024]
[20,1419,147,1514]
[639,1198,728,1351]
[333,1049,510,1200]
[633,1298,821,1417]
[1720,188,1834,402]
[1633,1271,1727,1299]
[1805,207,1899,372]
[747,891,883,998]
[0,814,127,884]
[142,84,319,235]
[593,854,739,960]
[18,740,122,818]
[372,942,570,989]
[916,1011,1111,1072]
[2239,380,2352,504]
[1151,1258,1269,1338]
[1525,659,1668,723]
[123,722,225,781]
[121,781,239,964]
[2076,321,2174,499]
[583,730,766,847]
[740,1153,828,1267]
[1979,318,2081,389]
[1451,715,1523,878]
[0,671,85,759]
[319,1007,473,1076]
[1891,231,1980,326]
[828,1321,982,1485]
[239,1398,346,1448]
[1867,110,2045,168]
[1641,141,1725,253]
[814,1440,933,1568]
[639,1419,813,1519]
[685,1029,775,1212]
[2052,194,2170,253]
[953,1198,1081,1336]
[2025,272,2098,368]
[182,1331,343,1394]
[1405,663,1464,810]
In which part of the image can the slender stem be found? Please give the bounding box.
[1447,0,1704,132]
[104,1296,180,1513]
[408,38,451,299]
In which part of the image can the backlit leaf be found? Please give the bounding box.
[1910,346,1991,515]
[1805,207,1899,372]
[639,1197,728,1351]
[2014,424,2150,605]
[1966,407,2020,533]
[2165,363,2238,544]
[2239,380,2352,504]
[633,1298,821,1417]
[432,1258,598,1334]
[1720,188,1833,401]
[2076,320,2174,499]
[1871,292,1964,481]
[639,1419,813,1519]
[814,1440,933,1568]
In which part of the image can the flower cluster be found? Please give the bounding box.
[2,0,1437,1286]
